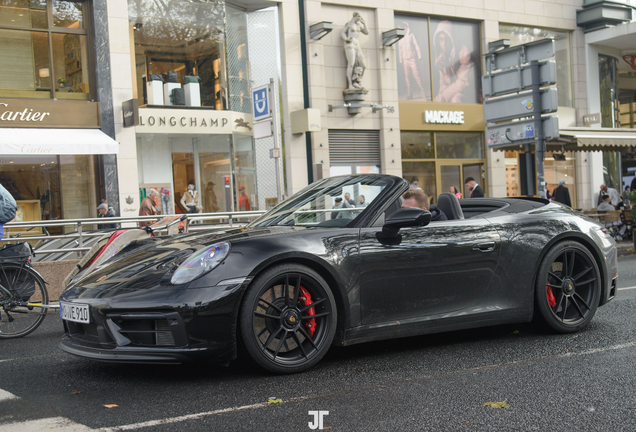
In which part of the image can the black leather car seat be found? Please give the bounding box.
[437,192,464,220]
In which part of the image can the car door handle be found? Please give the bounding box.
[472,242,495,252]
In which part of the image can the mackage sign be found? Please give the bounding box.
[0,98,101,128]
[424,110,465,125]
[135,108,253,135]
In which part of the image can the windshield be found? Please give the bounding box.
[249,175,391,228]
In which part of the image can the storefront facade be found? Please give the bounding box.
[0,0,119,228]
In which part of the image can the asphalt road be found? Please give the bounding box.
[1,253,635,432]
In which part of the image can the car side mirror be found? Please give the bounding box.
[382,207,431,237]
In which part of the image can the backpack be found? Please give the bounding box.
[0,183,17,224]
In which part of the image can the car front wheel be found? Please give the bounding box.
[239,264,337,374]
[534,241,601,333]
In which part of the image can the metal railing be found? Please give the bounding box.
[2,211,266,259]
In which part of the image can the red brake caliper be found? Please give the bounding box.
[546,283,556,308]
[299,287,316,337]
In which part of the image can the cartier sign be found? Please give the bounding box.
[0,98,101,128]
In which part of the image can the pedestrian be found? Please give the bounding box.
[464,177,484,198]
[0,182,17,242]
[450,185,462,199]
[139,188,158,227]
[598,184,620,207]
[624,186,632,207]
[344,193,355,206]
[409,176,422,190]
[553,179,572,207]
[97,203,118,230]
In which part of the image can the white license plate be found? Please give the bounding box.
[60,302,90,324]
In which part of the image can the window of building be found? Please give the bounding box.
[401,131,486,203]
[0,0,91,100]
[499,25,573,108]
[504,150,577,207]
[395,15,482,104]
[0,154,99,230]
[128,0,229,109]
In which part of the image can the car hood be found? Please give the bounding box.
[63,226,307,298]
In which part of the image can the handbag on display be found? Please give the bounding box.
[148,74,163,82]
[167,71,178,83]
[185,75,200,84]
[171,88,185,106]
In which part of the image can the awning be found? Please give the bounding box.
[0,128,119,155]
[554,127,636,152]
[489,126,636,152]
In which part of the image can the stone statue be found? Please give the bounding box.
[341,12,368,91]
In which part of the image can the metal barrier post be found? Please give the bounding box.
[77,222,83,256]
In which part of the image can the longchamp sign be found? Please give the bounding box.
[0,98,100,128]
[135,108,253,135]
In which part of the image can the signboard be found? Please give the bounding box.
[252,85,270,122]
[122,99,139,128]
[486,116,559,148]
[253,119,273,139]
[135,108,253,135]
[484,88,558,123]
[482,60,557,97]
[583,112,601,126]
[486,38,555,71]
[424,110,465,124]
[269,148,280,159]
[0,98,101,128]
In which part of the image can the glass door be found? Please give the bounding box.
[462,163,485,198]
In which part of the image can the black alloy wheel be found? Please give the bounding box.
[239,264,337,374]
[534,241,601,333]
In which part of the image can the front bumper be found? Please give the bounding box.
[59,283,244,364]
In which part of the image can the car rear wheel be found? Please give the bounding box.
[239,264,336,374]
[534,241,601,333]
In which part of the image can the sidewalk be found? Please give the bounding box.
[616,239,634,255]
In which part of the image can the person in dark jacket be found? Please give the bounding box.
[464,177,485,198]
[552,179,572,207]
[401,189,448,221]
[97,203,118,229]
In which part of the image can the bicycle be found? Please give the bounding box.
[0,241,50,338]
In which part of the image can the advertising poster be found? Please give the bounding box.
[395,15,431,101]
[430,18,482,104]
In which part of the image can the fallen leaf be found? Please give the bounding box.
[482,400,510,409]
[268,398,282,404]
[103,404,119,409]
[70,391,81,395]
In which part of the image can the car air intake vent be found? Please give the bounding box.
[155,320,175,346]
[105,312,187,347]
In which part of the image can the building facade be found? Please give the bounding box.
[2,0,635,227]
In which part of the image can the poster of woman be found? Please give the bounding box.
[431,18,481,104]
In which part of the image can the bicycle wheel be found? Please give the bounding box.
[0,263,48,339]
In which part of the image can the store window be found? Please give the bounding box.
[499,25,573,108]
[0,0,91,100]
[137,133,257,214]
[401,131,486,203]
[395,15,481,103]
[0,154,99,229]
[128,0,229,109]
[504,150,577,206]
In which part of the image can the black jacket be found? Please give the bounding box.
[430,207,448,222]
[471,184,485,198]
[98,210,118,230]
[553,185,571,207]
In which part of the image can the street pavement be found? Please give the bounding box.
[0,251,635,431]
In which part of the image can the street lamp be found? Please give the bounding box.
[382,28,405,46]
[309,21,333,40]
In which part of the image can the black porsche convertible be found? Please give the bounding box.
[59,174,618,373]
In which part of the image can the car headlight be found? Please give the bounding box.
[170,243,230,285]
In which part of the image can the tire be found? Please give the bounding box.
[533,241,601,333]
[0,263,48,339]
[239,264,337,374]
